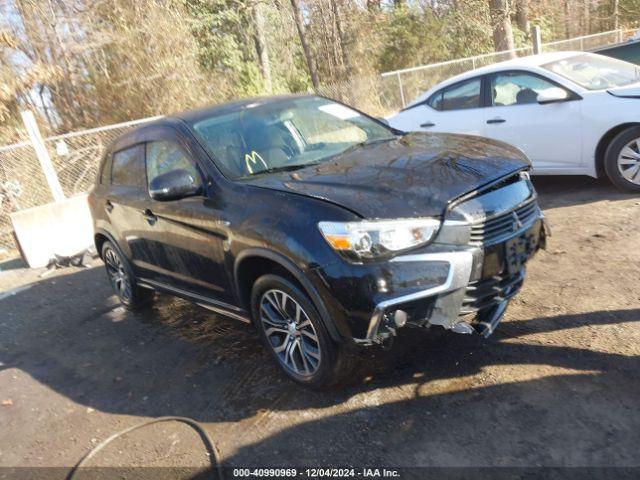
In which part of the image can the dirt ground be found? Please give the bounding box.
[0,176,639,478]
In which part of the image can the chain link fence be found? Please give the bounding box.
[0,142,52,259]
[318,48,529,117]
[543,29,626,53]
[0,117,160,260]
[41,119,162,198]
[331,28,636,116]
[0,28,637,260]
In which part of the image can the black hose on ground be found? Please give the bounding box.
[66,416,223,480]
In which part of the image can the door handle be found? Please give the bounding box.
[105,200,114,213]
[142,209,157,225]
[487,118,506,124]
[420,122,436,128]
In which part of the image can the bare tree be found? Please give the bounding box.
[252,0,272,93]
[489,0,515,56]
[612,0,620,31]
[290,0,320,89]
[365,0,380,12]
[582,0,591,35]
[330,0,352,77]
[564,0,571,38]
[515,0,530,36]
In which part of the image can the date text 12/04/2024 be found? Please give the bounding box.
[231,468,401,477]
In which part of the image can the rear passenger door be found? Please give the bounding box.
[136,134,233,303]
[105,144,150,264]
[393,76,486,136]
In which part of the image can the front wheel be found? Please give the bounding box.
[250,274,345,388]
[604,126,640,192]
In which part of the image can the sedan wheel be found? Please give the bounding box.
[617,138,640,185]
[259,289,322,377]
[605,126,640,192]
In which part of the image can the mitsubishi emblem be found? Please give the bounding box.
[511,211,523,232]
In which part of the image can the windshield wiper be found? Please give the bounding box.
[251,162,320,176]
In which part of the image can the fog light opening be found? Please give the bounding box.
[391,309,408,329]
[451,321,475,335]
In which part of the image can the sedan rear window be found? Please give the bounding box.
[441,78,481,111]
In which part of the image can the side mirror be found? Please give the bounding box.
[537,87,569,104]
[149,169,201,201]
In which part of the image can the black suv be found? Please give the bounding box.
[89,95,547,387]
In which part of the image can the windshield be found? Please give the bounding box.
[543,54,640,90]
[190,96,396,179]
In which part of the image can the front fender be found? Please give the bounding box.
[233,248,347,342]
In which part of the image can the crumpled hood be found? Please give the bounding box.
[243,132,530,219]
[607,83,640,98]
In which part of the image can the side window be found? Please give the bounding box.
[111,145,145,187]
[427,91,443,111]
[491,72,560,106]
[441,78,481,111]
[146,140,202,189]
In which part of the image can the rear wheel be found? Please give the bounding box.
[250,274,345,387]
[604,126,640,192]
[101,241,153,310]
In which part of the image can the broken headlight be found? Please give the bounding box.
[318,218,441,261]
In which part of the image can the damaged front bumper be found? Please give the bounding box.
[351,217,548,346]
[316,173,549,346]
[362,250,475,344]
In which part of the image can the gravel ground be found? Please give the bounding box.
[0,176,638,478]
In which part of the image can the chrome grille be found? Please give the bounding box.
[470,200,539,246]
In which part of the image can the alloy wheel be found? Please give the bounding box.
[259,289,321,377]
[617,138,640,185]
[104,248,132,302]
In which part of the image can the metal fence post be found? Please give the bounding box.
[397,72,406,108]
[532,26,542,55]
[20,110,65,202]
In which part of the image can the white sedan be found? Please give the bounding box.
[389,51,640,191]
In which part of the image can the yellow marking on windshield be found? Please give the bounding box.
[245,151,268,173]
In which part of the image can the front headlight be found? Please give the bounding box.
[318,218,441,260]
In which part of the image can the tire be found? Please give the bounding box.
[101,241,153,310]
[250,274,346,388]
[604,126,640,192]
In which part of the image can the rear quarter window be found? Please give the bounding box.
[98,154,111,184]
[111,145,145,188]
[427,91,443,110]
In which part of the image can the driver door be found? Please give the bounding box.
[134,131,233,303]
[482,70,583,172]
